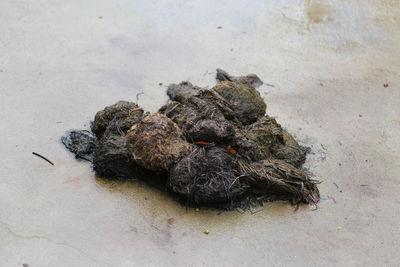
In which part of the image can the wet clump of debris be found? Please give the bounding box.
[62,69,320,210]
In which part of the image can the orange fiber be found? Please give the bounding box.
[195,141,211,145]
[226,146,237,156]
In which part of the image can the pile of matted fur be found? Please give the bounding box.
[62,69,320,210]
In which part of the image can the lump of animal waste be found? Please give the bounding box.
[233,116,307,167]
[159,100,195,133]
[212,81,266,125]
[271,130,309,167]
[196,89,239,122]
[239,159,319,204]
[169,146,247,204]
[216,68,264,88]
[159,90,239,142]
[167,81,202,102]
[243,115,284,160]
[91,101,144,138]
[126,113,192,172]
[93,135,150,180]
[61,130,96,160]
[188,119,236,143]
[62,68,320,210]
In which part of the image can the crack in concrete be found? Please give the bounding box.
[0,220,112,267]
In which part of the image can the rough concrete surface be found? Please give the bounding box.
[1,0,399,266]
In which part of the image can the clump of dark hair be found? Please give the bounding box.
[169,146,247,205]
[61,130,96,161]
[159,89,239,143]
[238,159,319,204]
[93,135,149,181]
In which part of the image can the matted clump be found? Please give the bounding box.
[61,130,96,160]
[216,68,264,88]
[93,135,150,180]
[61,68,320,211]
[239,159,319,204]
[188,119,236,144]
[233,116,308,167]
[271,130,309,167]
[244,115,284,160]
[159,89,239,143]
[169,146,247,205]
[126,113,192,172]
[213,81,266,125]
[91,100,144,138]
[167,81,202,102]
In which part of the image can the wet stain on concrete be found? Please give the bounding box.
[305,0,334,24]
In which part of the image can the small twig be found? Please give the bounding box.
[250,208,264,215]
[333,182,339,190]
[32,152,54,166]
[327,196,337,203]
[265,83,275,87]
[228,175,245,190]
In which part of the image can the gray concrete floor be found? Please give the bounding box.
[1,0,399,266]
